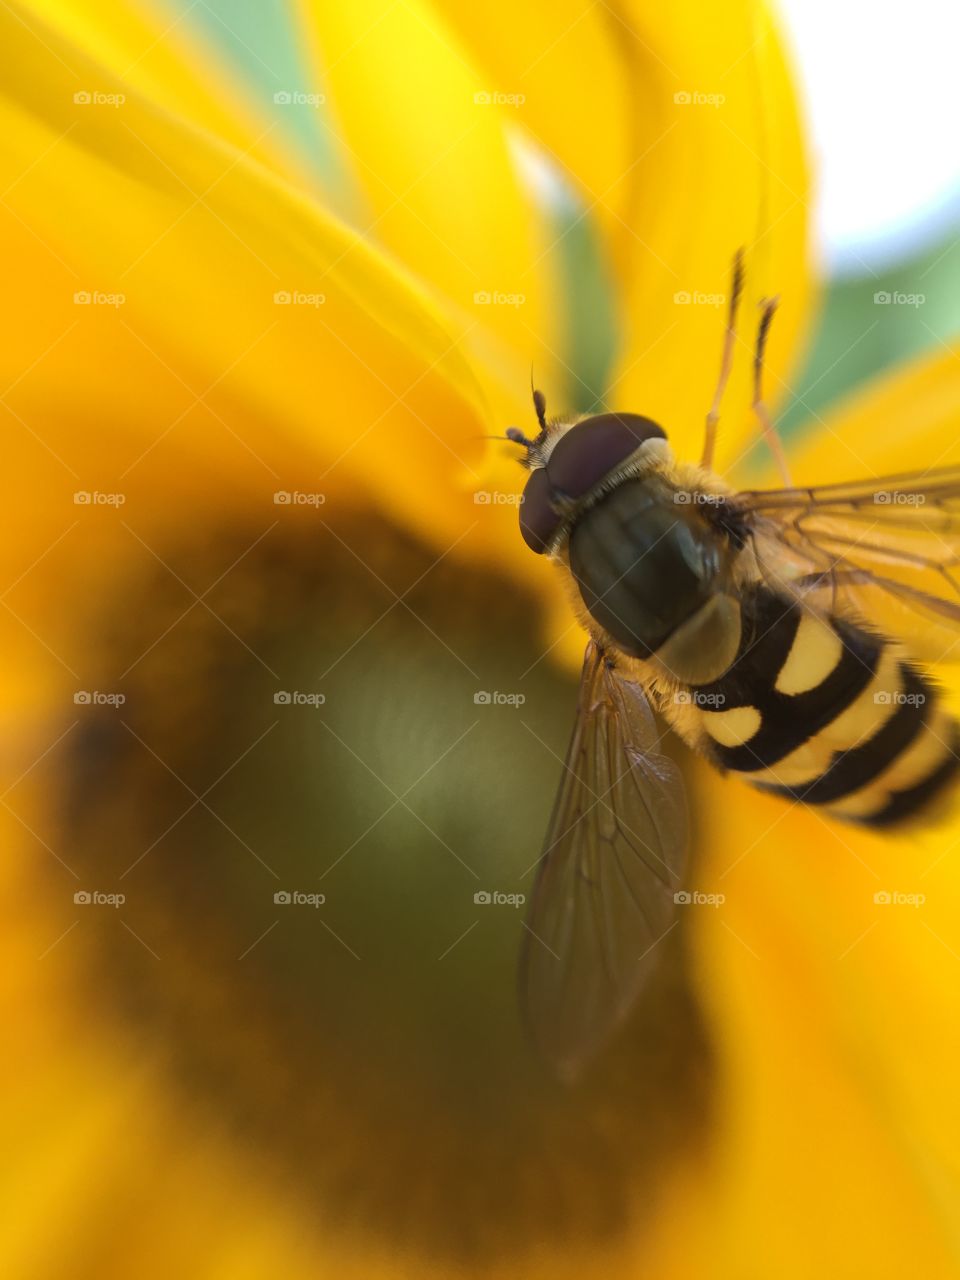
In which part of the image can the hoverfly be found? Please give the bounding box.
[508,251,960,1078]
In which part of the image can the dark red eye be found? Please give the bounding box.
[519,467,560,554]
[545,413,665,500]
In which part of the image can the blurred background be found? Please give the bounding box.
[3,2,960,1278]
[779,0,960,424]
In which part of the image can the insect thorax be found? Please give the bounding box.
[561,466,744,686]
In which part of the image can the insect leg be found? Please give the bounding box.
[700,247,745,471]
[752,296,792,486]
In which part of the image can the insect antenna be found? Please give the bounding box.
[752,295,792,486]
[530,367,548,432]
[700,246,745,471]
[505,426,536,448]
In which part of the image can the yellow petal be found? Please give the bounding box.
[661,346,960,1276]
[20,0,317,190]
[410,1,816,475]
[468,0,815,671]
[788,341,960,479]
[297,0,559,391]
[0,4,825,1268]
[687,763,960,1275]
[605,0,814,471]
[0,1,496,555]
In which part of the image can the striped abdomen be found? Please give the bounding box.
[688,585,959,826]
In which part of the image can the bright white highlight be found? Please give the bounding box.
[778,0,960,275]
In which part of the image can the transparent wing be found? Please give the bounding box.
[735,468,960,659]
[520,641,688,1080]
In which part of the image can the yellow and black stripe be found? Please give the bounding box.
[689,585,960,826]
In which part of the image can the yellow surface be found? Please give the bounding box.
[5,1,960,1278]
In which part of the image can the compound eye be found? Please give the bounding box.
[546,413,666,500]
[519,466,561,554]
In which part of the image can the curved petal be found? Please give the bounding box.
[686,761,960,1276]
[0,0,814,676]
[462,0,815,670]
[669,347,960,1276]
[415,1,815,469]
[21,0,321,190]
[296,0,558,391]
[0,9,816,1271]
[0,1,496,556]
[784,342,960,479]
[298,1,814,472]
[604,0,815,470]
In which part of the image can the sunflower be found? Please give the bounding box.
[3,0,958,1276]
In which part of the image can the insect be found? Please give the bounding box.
[508,250,960,1078]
